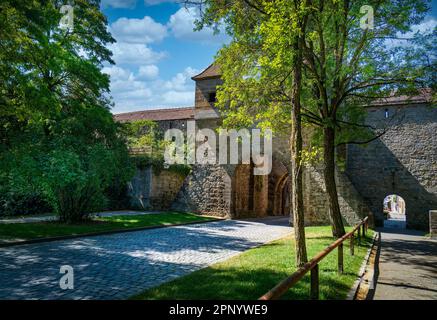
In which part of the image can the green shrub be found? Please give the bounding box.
[124,119,192,178]
[105,182,130,211]
[0,192,52,217]
[4,143,135,223]
[0,0,135,223]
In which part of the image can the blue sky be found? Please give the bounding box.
[101,0,229,114]
[101,0,436,114]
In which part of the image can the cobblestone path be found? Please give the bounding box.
[0,217,290,300]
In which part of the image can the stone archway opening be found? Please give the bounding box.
[268,160,290,216]
[232,164,252,218]
[383,194,406,229]
[272,175,290,216]
[232,159,290,218]
[232,163,269,218]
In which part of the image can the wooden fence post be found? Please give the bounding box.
[357,226,361,245]
[310,264,319,300]
[258,216,369,301]
[338,244,344,275]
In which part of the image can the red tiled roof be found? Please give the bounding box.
[192,64,221,81]
[368,88,433,106]
[114,107,194,122]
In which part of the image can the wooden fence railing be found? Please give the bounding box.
[259,216,369,300]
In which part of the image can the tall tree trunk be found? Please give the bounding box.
[290,37,308,267]
[323,125,346,238]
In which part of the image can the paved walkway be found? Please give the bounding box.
[373,228,437,300]
[383,215,406,229]
[0,217,290,300]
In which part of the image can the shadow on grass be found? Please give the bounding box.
[0,222,370,300]
[0,212,216,241]
[134,265,357,300]
[134,267,290,300]
[134,230,374,301]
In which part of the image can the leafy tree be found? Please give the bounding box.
[0,0,134,221]
[0,0,114,132]
[124,119,162,149]
[6,143,131,222]
[187,0,311,266]
[185,0,435,241]
[296,0,434,237]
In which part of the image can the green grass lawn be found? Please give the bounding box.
[133,226,373,300]
[0,212,216,242]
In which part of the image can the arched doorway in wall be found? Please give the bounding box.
[272,175,290,215]
[269,159,290,216]
[232,163,270,218]
[383,194,406,228]
[232,160,289,218]
[232,164,253,218]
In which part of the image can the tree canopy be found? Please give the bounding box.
[0,0,133,221]
[193,0,434,136]
[187,0,435,239]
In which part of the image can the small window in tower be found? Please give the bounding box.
[385,108,389,118]
[208,92,217,103]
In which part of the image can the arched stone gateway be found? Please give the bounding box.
[269,160,290,216]
[345,103,437,229]
[232,164,253,218]
[230,159,291,218]
[383,194,406,229]
[119,64,436,230]
[274,175,291,215]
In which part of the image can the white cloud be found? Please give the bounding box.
[102,65,133,81]
[168,7,229,43]
[408,18,436,35]
[138,65,159,80]
[162,90,194,104]
[110,16,167,44]
[109,42,166,65]
[386,18,437,48]
[164,67,199,91]
[102,7,225,112]
[101,0,137,9]
[108,16,168,69]
[104,65,197,113]
[103,65,153,111]
[118,88,152,100]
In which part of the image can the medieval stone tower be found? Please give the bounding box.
[116,64,436,230]
[170,64,436,230]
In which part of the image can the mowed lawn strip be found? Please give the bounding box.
[0,212,216,242]
[133,226,374,300]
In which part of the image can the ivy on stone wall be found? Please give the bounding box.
[124,120,191,178]
[131,155,191,177]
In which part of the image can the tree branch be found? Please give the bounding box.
[336,128,387,147]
